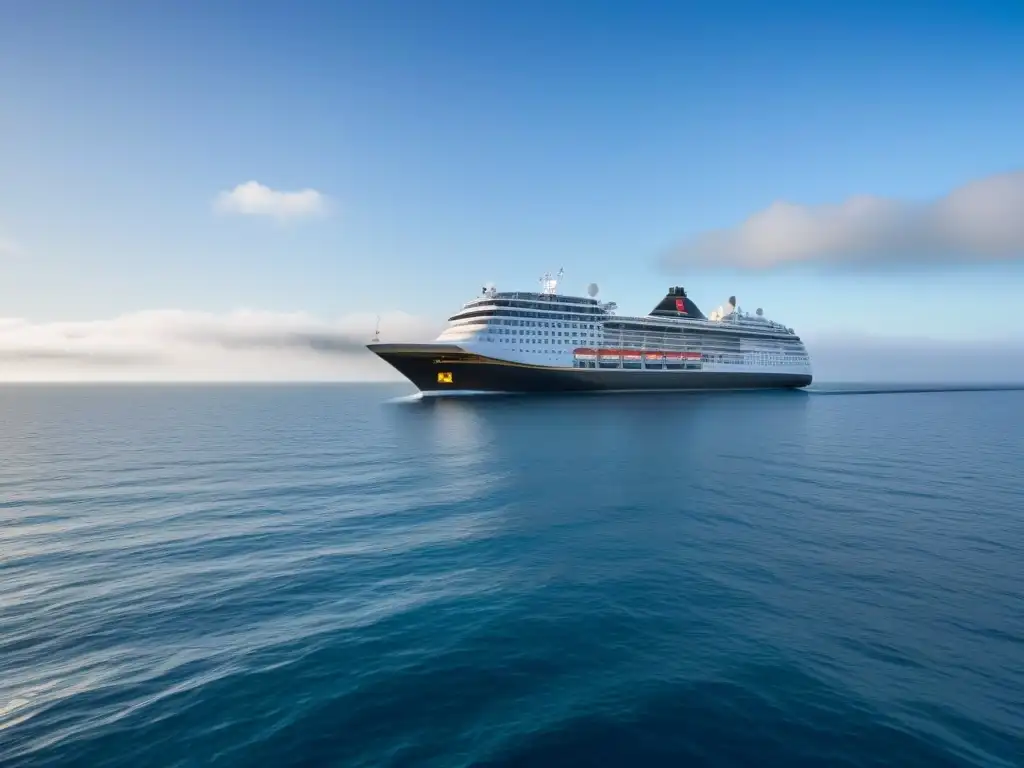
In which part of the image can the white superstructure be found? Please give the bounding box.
[430,270,812,378]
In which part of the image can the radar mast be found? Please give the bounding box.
[539,267,564,295]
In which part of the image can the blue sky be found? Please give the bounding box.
[2,0,1023,380]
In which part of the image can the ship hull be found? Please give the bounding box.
[369,343,812,395]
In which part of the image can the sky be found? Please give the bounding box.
[2,0,1023,382]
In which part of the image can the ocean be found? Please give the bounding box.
[1,384,1021,767]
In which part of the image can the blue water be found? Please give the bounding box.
[1,384,1022,767]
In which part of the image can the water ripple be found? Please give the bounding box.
[0,385,1021,767]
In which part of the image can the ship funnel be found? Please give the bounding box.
[650,286,706,319]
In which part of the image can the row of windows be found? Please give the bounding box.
[602,330,805,352]
[457,333,809,360]
[603,331,739,352]
[569,355,808,368]
[453,316,599,330]
[479,335,595,345]
[469,335,807,363]
[488,328,597,339]
[439,323,596,343]
[450,307,604,323]
[458,299,603,316]
[605,321,797,341]
[448,312,797,344]
[452,324,809,359]
[701,353,808,365]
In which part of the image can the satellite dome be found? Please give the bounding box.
[587,282,599,297]
[756,308,763,316]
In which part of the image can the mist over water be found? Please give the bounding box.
[1,384,1021,767]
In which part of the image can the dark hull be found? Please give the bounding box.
[369,343,812,394]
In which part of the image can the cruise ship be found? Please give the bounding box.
[368,270,812,395]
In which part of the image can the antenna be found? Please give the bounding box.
[539,267,563,295]
[371,315,380,343]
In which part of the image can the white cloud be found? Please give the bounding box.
[664,169,1024,270]
[213,181,328,221]
[0,309,440,382]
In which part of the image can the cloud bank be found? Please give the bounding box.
[0,309,1020,383]
[0,310,439,382]
[214,181,328,221]
[664,169,1024,270]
